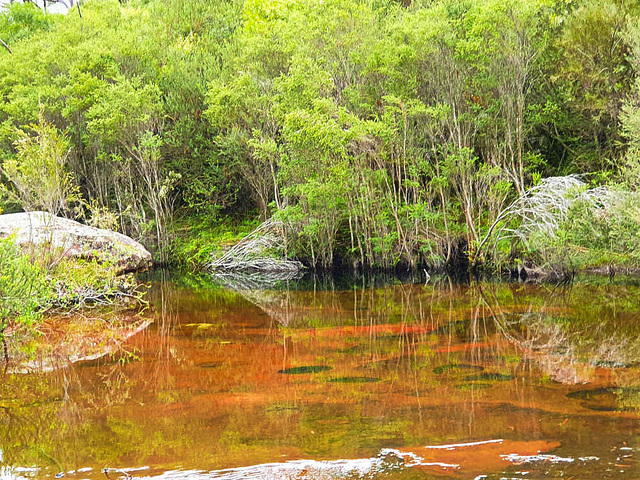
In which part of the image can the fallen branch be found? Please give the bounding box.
[0,38,12,54]
[474,175,629,265]
[209,218,304,273]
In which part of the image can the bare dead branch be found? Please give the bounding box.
[209,218,304,273]
[0,38,12,54]
[475,175,634,265]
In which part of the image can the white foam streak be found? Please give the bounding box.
[0,466,38,480]
[206,458,381,478]
[144,450,459,480]
[501,454,575,464]
[426,439,504,450]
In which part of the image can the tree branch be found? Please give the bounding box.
[0,38,12,54]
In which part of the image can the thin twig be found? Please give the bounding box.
[0,38,11,54]
[210,218,303,273]
[475,175,629,265]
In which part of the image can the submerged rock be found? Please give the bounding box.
[327,376,381,383]
[567,386,640,412]
[0,211,152,273]
[278,365,332,374]
[8,315,152,374]
[464,373,514,382]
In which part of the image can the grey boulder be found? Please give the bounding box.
[0,211,152,273]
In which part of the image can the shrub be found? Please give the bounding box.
[0,237,52,334]
[0,114,82,217]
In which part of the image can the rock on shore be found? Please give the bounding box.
[0,211,152,273]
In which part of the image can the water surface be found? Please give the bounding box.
[2,273,640,479]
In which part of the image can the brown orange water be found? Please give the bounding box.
[1,273,640,479]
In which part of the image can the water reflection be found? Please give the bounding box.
[1,273,639,479]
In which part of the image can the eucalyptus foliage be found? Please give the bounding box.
[0,0,639,270]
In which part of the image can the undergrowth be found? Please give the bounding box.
[169,215,259,268]
[0,236,143,337]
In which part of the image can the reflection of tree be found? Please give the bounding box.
[0,302,157,472]
[211,271,303,326]
[616,387,640,412]
[193,273,640,393]
[0,368,86,472]
[3,275,640,475]
[475,282,640,384]
[8,309,151,374]
[135,270,183,399]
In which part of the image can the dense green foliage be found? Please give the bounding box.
[1,0,640,271]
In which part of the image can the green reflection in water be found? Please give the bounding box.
[433,364,484,375]
[456,382,494,390]
[1,273,640,479]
